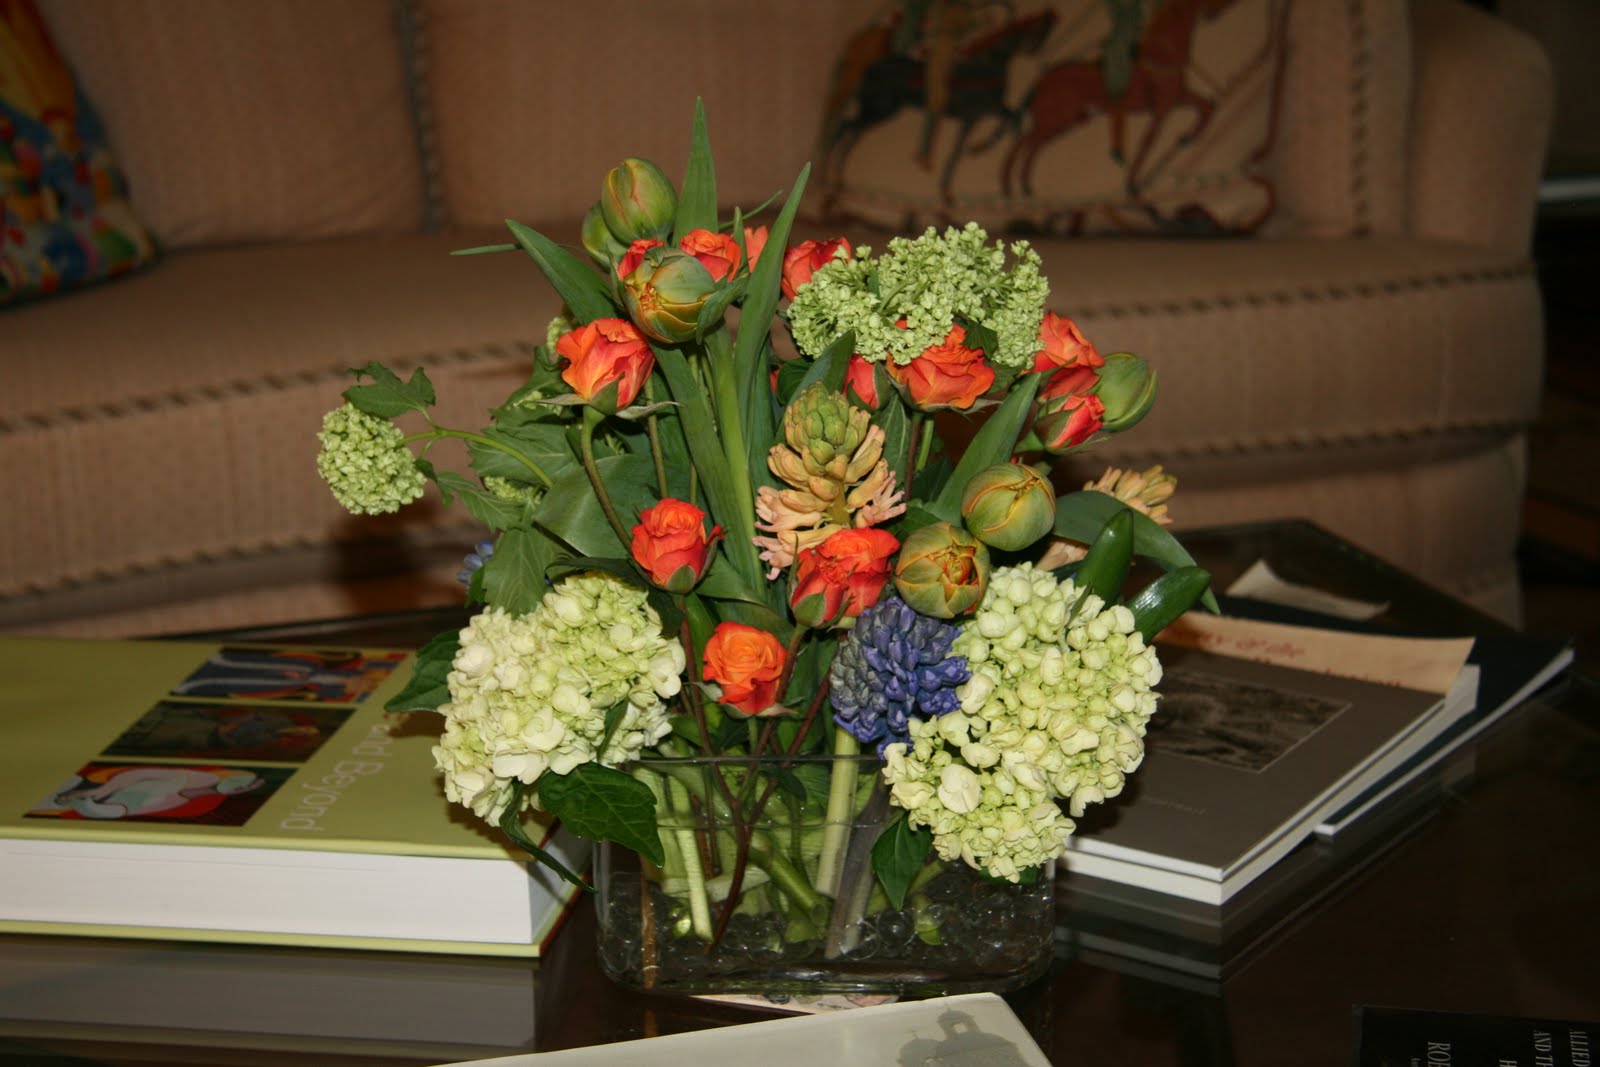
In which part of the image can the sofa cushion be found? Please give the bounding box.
[36,0,425,250]
[0,0,157,304]
[814,0,1289,237]
[415,0,862,229]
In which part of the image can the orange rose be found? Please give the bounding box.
[554,318,655,410]
[1030,311,1104,375]
[631,499,722,592]
[887,324,994,411]
[703,622,788,716]
[844,353,879,409]
[790,527,899,628]
[616,237,664,280]
[781,237,852,299]
[679,228,742,282]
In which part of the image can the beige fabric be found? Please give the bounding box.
[816,0,1288,236]
[417,0,860,228]
[38,0,425,250]
[1407,0,1553,253]
[1264,0,1412,238]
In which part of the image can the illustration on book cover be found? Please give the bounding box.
[25,762,295,824]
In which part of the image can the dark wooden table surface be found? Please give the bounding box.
[3,521,1596,1066]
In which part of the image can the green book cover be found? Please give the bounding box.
[0,636,586,955]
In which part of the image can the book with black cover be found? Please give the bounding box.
[1354,1005,1596,1065]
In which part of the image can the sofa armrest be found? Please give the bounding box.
[1407,0,1553,254]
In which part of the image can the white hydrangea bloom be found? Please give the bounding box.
[431,573,685,823]
[881,562,1163,880]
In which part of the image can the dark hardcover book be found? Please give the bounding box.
[1354,1005,1597,1065]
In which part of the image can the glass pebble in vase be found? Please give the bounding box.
[594,754,1056,997]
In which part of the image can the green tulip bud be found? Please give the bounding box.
[580,201,628,267]
[961,462,1057,552]
[1095,352,1158,433]
[893,521,991,619]
[621,246,717,344]
[599,157,677,244]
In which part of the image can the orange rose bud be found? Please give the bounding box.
[616,237,663,280]
[703,622,788,716]
[781,237,852,299]
[790,527,899,629]
[1035,365,1105,452]
[1030,311,1104,375]
[743,225,769,273]
[679,228,742,282]
[887,323,995,411]
[554,318,655,411]
[631,499,722,593]
[844,353,880,409]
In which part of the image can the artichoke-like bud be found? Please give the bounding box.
[621,246,717,344]
[581,201,628,267]
[1095,352,1158,433]
[894,521,991,619]
[599,157,677,244]
[778,384,873,482]
[961,462,1057,552]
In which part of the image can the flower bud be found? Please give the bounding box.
[961,463,1057,552]
[599,157,677,244]
[1095,352,1157,433]
[631,499,722,593]
[893,521,991,619]
[621,246,718,344]
[1035,365,1104,453]
[581,201,628,267]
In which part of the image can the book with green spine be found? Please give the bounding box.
[0,636,586,956]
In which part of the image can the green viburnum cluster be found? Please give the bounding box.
[315,403,427,515]
[882,563,1162,881]
[432,572,687,822]
[787,222,1048,371]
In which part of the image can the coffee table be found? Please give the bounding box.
[2,520,1595,1065]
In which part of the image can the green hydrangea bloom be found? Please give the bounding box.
[432,574,686,823]
[315,403,427,515]
[787,223,1048,371]
[881,562,1162,880]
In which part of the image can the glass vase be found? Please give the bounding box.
[593,754,1055,997]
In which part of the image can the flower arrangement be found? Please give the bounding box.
[316,106,1213,991]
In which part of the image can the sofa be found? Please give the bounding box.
[1,0,1552,638]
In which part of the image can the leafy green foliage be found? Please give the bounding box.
[532,454,656,558]
[539,763,665,867]
[928,374,1041,521]
[505,220,614,324]
[674,100,718,241]
[384,630,459,713]
[1128,565,1213,639]
[343,363,435,418]
[483,526,563,615]
[498,781,592,891]
[1054,491,1221,612]
[468,421,577,488]
[1072,508,1134,603]
[431,470,528,531]
[871,810,934,909]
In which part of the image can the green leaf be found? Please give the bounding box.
[674,100,717,240]
[344,363,435,418]
[504,219,615,324]
[1128,565,1213,640]
[450,243,517,256]
[1073,508,1135,604]
[873,393,912,490]
[432,470,527,530]
[1054,491,1220,612]
[483,526,563,614]
[539,763,665,867]
[384,630,459,712]
[469,422,578,488]
[871,810,934,909]
[695,276,748,338]
[928,374,1041,521]
[498,781,592,892]
[792,329,856,398]
[532,454,656,558]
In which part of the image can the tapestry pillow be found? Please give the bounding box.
[0,0,156,305]
[813,0,1288,237]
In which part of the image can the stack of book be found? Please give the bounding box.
[0,637,586,956]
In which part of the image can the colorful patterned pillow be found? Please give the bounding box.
[813,0,1288,237]
[1,0,156,305]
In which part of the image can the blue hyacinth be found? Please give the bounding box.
[456,539,495,584]
[829,595,970,754]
